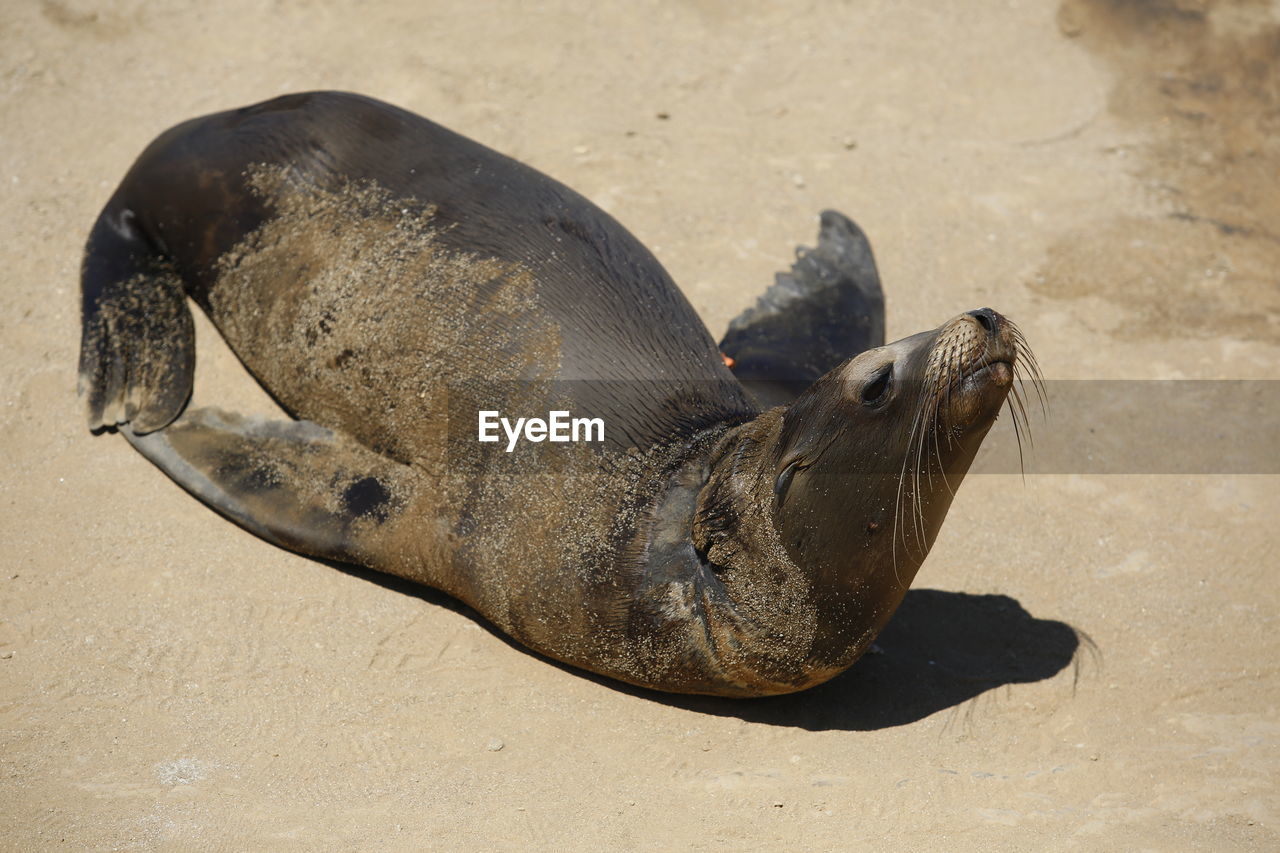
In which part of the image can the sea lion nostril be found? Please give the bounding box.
[968,308,997,335]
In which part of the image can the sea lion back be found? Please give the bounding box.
[82,92,754,461]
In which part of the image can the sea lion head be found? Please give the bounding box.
[771,308,1038,608]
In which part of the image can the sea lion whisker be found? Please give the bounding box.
[1009,366,1035,449]
[938,347,955,451]
[1008,393,1028,481]
[898,408,922,552]
[896,399,931,567]
[911,396,932,552]
[890,420,911,569]
[1010,325,1048,416]
[893,393,929,567]
[931,404,957,497]
[923,394,939,492]
[915,418,932,520]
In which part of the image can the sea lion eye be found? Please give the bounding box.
[861,364,893,406]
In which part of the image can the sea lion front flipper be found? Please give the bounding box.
[719,210,885,407]
[79,212,195,434]
[124,408,414,566]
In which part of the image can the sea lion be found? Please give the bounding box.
[79,91,1039,697]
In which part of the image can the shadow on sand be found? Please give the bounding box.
[337,561,1085,732]
[657,588,1086,731]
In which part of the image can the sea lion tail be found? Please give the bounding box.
[79,206,195,434]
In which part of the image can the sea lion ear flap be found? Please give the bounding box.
[123,408,413,566]
[718,210,885,408]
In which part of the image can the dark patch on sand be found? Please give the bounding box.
[1041,0,1280,342]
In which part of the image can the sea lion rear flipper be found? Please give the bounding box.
[125,408,413,566]
[79,210,195,434]
[719,210,885,407]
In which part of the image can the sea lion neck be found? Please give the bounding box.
[690,407,789,578]
[637,408,829,693]
[646,406,883,690]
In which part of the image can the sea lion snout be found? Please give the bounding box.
[931,308,1016,379]
[966,307,1000,334]
[926,307,1028,429]
[965,307,1016,362]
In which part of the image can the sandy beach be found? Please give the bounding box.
[2,0,1277,849]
